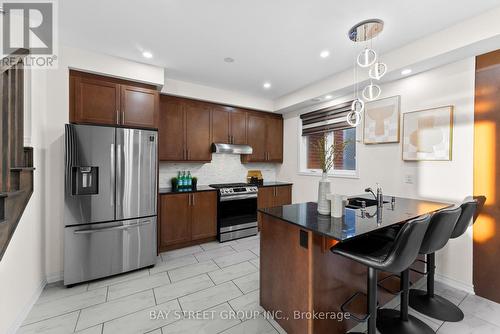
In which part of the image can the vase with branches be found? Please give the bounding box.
[313,134,352,215]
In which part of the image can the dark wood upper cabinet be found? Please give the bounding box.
[73,76,120,125]
[242,113,283,163]
[69,70,159,129]
[191,191,217,240]
[158,95,282,163]
[185,101,212,161]
[159,96,185,161]
[245,113,268,162]
[266,116,284,162]
[120,85,159,128]
[212,106,231,144]
[212,107,247,145]
[159,193,191,248]
[230,109,247,144]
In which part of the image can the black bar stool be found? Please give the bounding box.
[409,199,480,322]
[377,206,462,333]
[331,215,430,334]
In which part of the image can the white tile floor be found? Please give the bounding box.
[19,234,500,334]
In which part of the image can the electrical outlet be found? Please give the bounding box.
[404,174,414,184]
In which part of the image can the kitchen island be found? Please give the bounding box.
[259,196,453,334]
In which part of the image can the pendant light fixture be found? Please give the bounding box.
[347,19,386,126]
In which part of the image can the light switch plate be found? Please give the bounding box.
[404,174,414,184]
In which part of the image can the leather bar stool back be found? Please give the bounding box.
[331,214,430,334]
[376,207,461,334]
[450,199,478,239]
[409,206,465,323]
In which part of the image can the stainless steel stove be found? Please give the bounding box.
[209,183,258,242]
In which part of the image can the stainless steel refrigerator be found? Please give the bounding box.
[64,124,157,286]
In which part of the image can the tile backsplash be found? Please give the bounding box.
[159,153,279,187]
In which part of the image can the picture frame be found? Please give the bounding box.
[363,95,400,144]
[402,106,453,161]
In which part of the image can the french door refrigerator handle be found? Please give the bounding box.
[116,143,122,208]
[73,220,153,234]
[110,144,115,207]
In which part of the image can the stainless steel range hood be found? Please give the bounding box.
[211,143,253,155]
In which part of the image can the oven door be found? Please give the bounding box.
[218,195,257,241]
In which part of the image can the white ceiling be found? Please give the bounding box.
[59,0,500,99]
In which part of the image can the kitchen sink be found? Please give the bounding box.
[347,197,388,208]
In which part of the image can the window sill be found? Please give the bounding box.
[297,171,360,179]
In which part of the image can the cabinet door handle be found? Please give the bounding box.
[228,135,231,144]
[188,193,191,206]
[192,193,195,206]
[116,110,120,124]
[121,111,125,124]
[231,136,234,144]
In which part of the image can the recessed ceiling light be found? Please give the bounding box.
[142,51,153,59]
[320,50,330,58]
[325,95,333,100]
[224,57,235,63]
[263,82,271,89]
[401,68,412,75]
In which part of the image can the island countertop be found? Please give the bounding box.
[258,195,454,242]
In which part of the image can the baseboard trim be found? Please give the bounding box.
[8,278,46,334]
[435,273,475,295]
[46,271,63,284]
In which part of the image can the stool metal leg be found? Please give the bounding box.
[409,253,464,322]
[377,269,434,334]
[368,267,377,334]
[348,267,378,334]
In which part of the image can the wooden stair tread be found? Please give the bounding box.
[10,167,35,171]
[0,190,25,198]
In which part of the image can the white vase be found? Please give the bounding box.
[317,172,331,215]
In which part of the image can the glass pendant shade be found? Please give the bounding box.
[357,48,377,67]
[369,62,387,80]
[346,111,361,127]
[362,83,381,101]
[351,98,365,113]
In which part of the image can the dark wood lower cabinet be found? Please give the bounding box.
[257,185,292,229]
[191,191,217,240]
[159,193,191,249]
[159,191,217,252]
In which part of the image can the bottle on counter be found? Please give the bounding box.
[186,171,192,190]
[180,171,185,191]
[177,171,182,191]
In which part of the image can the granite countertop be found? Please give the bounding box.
[259,181,293,187]
[159,185,216,194]
[159,181,292,194]
[259,195,454,242]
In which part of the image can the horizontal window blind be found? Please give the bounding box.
[300,100,354,136]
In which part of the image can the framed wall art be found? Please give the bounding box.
[363,95,400,144]
[402,106,453,161]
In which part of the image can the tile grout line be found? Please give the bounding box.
[72,309,82,333]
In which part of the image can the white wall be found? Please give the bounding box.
[0,69,48,334]
[159,154,278,187]
[163,77,274,111]
[277,58,475,290]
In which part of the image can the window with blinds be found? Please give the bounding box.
[299,101,357,175]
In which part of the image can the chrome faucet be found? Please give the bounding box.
[364,187,377,200]
[365,184,384,208]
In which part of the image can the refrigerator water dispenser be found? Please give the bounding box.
[72,166,98,195]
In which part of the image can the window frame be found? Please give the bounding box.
[297,120,360,179]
